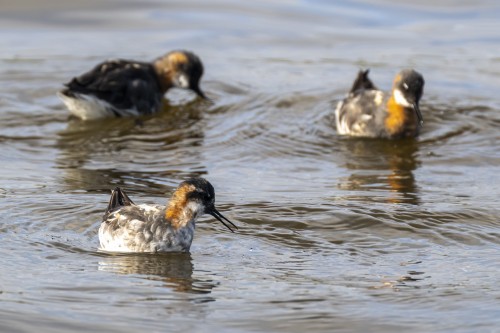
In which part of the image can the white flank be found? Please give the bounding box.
[334,100,348,135]
[98,221,135,252]
[58,92,139,120]
[98,204,162,252]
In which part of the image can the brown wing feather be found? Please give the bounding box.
[61,59,163,114]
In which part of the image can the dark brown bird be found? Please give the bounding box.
[59,50,206,120]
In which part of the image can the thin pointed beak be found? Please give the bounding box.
[413,104,424,127]
[192,85,209,100]
[209,207,237,233]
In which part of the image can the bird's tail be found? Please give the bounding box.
[349,69,377,94]
[105,187,135,214]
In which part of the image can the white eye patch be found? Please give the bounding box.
[393,89,412,107]
[403,83,409,90]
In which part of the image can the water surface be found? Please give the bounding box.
[0,1,499,332]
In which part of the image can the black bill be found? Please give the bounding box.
[413,104,424,127]
[192,85,208,100]
[209,208,238,233]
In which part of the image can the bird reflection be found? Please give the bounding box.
[54,99,207,193]
[337,138,420,204]
[97,252,217,295]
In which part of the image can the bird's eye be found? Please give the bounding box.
[403,83,409,90]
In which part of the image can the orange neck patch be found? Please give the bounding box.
[165,184,195,230]
[153,52,189,93]
[153,58,174,93]
[168,52,189,65]
[385,95,407,136]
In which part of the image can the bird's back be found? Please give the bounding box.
[59,59,163,119]
[336,88,388,137]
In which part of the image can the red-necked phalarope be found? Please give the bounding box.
[59,50,206,120]
[99,178,236,253]
[335,69,425,138]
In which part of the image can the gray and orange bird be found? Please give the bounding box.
[99,178,237,253]
[335,69,425,138]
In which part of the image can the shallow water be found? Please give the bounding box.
[1,1,500,332]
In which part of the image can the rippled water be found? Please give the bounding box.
[1,1,500,332]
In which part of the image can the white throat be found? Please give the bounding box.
[393,89,412,107]
[178,74,189,88]
[186,201,205,220]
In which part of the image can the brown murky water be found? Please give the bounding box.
[0,1,499,332]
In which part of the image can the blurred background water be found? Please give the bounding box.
[0,1,499,332]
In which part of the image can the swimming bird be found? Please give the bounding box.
[335,69,425,138]
[99,178,237,253]
[59,50,206,120]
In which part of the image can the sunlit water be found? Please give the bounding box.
[0,1,499,332]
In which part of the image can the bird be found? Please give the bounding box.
[98,178,237,253]
[335,69,425,138]
[58,50,206,120]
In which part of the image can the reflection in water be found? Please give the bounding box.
[371,271,428,291]
[338,138,420,204]
[54,99,208,193]
[98,253,217,295]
